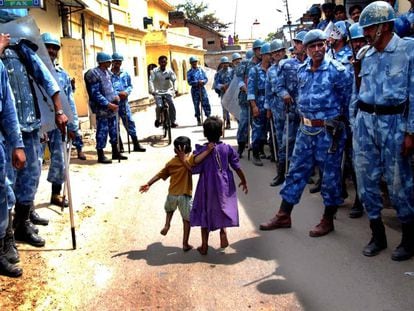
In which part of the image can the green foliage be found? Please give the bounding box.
[175,0,230,32]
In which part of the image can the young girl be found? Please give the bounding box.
[190,116,248,255]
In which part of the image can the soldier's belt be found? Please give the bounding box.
[357,100,407,115]
[302,117,325,127]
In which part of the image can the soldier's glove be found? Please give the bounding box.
[401,133,414,157]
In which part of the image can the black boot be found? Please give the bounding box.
[4,211,19,264]
[118,135,124,153]
[97,149,112,164]
[363,218,387,257]
[270,163,286,187]
[13,203,46,247]
[237,142,246,158]
[252,150,263,166]
[112,144,128,160]
[132,136,146,152]
[391,222,414,261]
[349,195,364,218]
[30,203,49,226]
[0,238,22,278]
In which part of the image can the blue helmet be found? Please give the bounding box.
[294,30,308,42]
[253,39,264,49]
[359,1,395,29]
[269,39,284,53]
[309,5,321,16]
[220,56,230,64]
[394,15,411,37]
[349,23,364,39]
[231,52,242,61]
[303,29,327,46]
[189,56,198,63]
[41,32,60,48]
[260,42,271,55]
[96,52,112,63]
[112,52,124,61]
[245,49,254,60]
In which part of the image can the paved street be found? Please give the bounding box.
[1,91,414,311]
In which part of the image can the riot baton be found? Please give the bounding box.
[62,131,77,249]
[199,86,204,124]
[269,112,278,166]
[247,104,252,161]
[116,112,121,163]
[285,106,290,175]
[124,107,131,154]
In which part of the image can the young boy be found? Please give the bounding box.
[139,136,193,251]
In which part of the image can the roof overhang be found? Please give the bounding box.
[57,0,87,9]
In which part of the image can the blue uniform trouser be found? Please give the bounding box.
[42,129,65,185]
[251,97,267,151]
[237,93,249,144]
[353,112,414,223]
[72,134,83,151]
[272,108,300,163]
[280,124,346,207]
[7,130,41,205]
[0,142,9,238]
[119,101,137,138]
[96,115,117,150]
[191,87,211,119]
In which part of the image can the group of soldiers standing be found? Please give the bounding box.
[219,1,414,262]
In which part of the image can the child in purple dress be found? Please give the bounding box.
[190,117,248,255]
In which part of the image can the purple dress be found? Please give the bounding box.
[190,142,241,232]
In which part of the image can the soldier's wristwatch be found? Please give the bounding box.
[55,109,64,116]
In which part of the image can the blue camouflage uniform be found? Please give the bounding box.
[2,42,60,205]
[269,57,302,164]
[187,67,211,120]
[235,59,257,145]
[0,61,24,239]
[111,69,138,138]
[280,55,352,207]
[247,63,268,153]
[85,67,118,150]
[214,66,234,122]
[44,64,79,186]
[350,34,414,223]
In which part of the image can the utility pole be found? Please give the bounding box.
[283,0,293,45]
[107,0,116,53]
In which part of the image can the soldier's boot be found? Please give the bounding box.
[97,149,112,164]
[363,218,387,257]
[260,200,293,230]
[391,222,414,261]
[252,150,263,167]
[77,149,86,160]
[50,183,68,209]
[349,195,364,218]
[112,144,128,160]
[118,135,124,153]
[309,206,337,237]
[237,142,246,158]
[4,211,19,264]
[270,162,285,187]
[132,136,146,152]
[13,203,45,247]
[0,238,22,278]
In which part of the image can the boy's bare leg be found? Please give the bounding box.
[197,228,209,255]
[220,228,229,248]
[161,211,174,235]
[182,219,193,251]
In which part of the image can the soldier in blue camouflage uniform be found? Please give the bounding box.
[350,1,414,261]
[40,33,80,208]
[269,32,307,187]
[213,56,233,129]
[84,52,126,163]
[187,57,211,126]
[111,52,146,152]
[235,43,262,158]
[0,33,25,277]
[260,29,353,238]
[1,36,68,248]
[247,42,272,166]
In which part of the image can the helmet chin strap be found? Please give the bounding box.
[372,23,383,46]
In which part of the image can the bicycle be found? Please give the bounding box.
[155,93,172,145]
